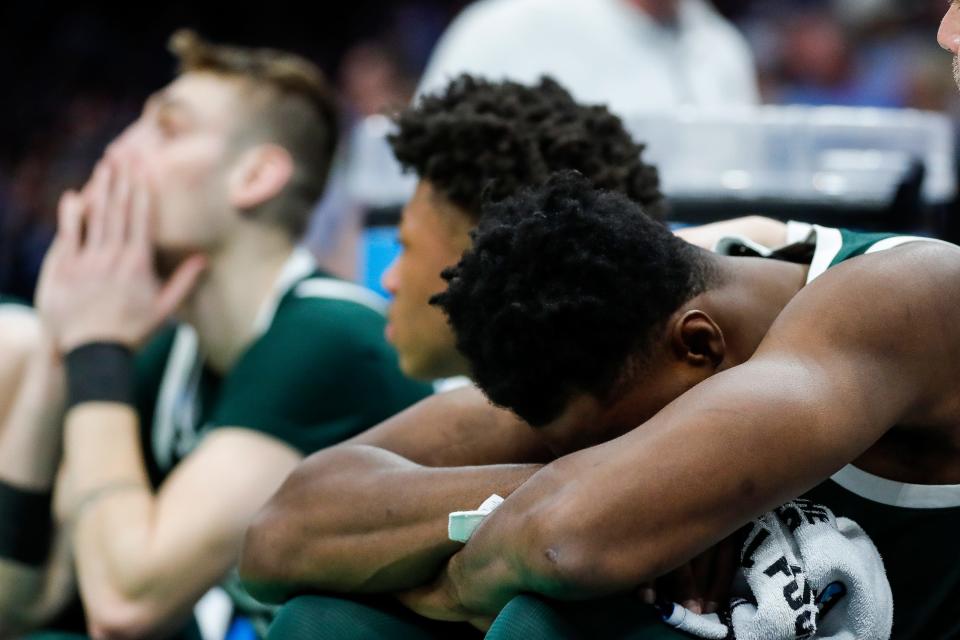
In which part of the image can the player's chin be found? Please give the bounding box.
[397,353,424,380]
[398,349,437,382]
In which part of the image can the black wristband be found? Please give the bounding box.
[65,342,134,410]
[0,480,52,566]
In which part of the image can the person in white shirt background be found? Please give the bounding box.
[417,0,760,114]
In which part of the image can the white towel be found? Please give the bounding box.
[662,499,892,640]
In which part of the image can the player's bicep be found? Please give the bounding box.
[753,248,954,426]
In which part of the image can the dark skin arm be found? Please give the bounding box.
[404,243,960,618]
[239,385,552,602]
[346,384,552,467]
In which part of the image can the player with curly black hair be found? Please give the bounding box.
[389,74,666,222]
[421,170,960,638]
[380,74,668,381]
[434,170,714,426]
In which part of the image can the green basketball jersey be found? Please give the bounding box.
[133,250,432,634]
[720,224,960,639]
[134,248,432,484]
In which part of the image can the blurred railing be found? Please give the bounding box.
[347,106,958,292]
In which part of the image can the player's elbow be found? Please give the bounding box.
[515,482,658,598]
[239,502,301,603]
[516,513,619,598]
[239,454,338,601]
[242,444,429,598]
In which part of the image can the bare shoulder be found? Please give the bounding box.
[758,240,960,413]
[857,239,960,290]
[790,240,960,328]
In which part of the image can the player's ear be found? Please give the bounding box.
[670,310,725,371]
[227,143,294,211]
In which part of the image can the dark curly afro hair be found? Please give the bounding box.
[389,74,665,222]
[433,171,715,427]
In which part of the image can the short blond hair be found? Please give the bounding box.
[169,29,339,239]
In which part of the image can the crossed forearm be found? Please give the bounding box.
[240,444,541,602]
[60,404,172,614]
[60,403,213,638]
[441,459,617,617]
[441,359,893,617]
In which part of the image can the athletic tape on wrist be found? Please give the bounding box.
[448,494,504,543]
[0,480,52,566]
[65,342,134,409]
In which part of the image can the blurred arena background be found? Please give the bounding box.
[2,0,958,300]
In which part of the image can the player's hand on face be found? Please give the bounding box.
[36,159,207,353]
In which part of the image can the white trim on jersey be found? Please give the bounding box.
[784,220,814,245]
[805,225,956,285]
[153,324,201,471]
[864,235,957,255]
[831,464,960,509]
[804,225,843,284]
[294,279,389,316]
[252,247,318,336]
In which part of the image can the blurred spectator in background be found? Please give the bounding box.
[300,2,452,280]
[303,40,420,280]
[0,95,136,301]
[744,0,960,111]
[3,0,960,303]
[0,1,457,299]
[341,42,417,118]
[417,0,760,115]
